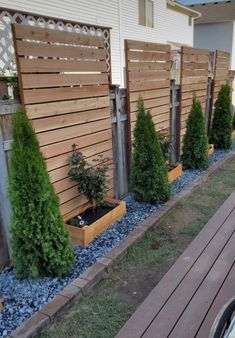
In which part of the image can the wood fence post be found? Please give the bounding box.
[0,109,11,256]
[170,80,180,164]
[113,85,127,198]
[205,77,213,133]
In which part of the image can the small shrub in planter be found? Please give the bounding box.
[210,83,232,149]
[182,96,209,169]
[9,109,74,279]
[158,131,182,182]
[68,145,110,212]
[158,131,173,162]
[130,98,171,203]
[67,146,126,247]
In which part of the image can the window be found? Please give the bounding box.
[139,0,154,28]
[188,16,192,26]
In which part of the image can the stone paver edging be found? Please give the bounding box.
[8,150,235,338]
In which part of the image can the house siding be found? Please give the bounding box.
[194,22,234,67]
[194,21,235,109]
[231,22,235,70]
[1,0,194,86]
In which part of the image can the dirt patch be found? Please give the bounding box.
[112,259,176,307]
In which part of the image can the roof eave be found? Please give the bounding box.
[167,0,202,18]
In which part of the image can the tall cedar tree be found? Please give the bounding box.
[130,99,171,203]
[9,109,74,279]
[183,97,208,169]
[210,83,232,149]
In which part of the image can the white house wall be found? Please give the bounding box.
[231,21,235,70]
[1,0,194,86]
[119,0,193,85]
[194,22,233,65]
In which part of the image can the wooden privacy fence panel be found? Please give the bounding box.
[12,23,113,218]
[213,50,230,104]
[125,40,171,140]
[180,46,210,147]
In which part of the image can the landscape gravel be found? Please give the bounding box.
[0,146,234,338]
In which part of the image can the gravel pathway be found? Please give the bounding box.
[0,144,234,338]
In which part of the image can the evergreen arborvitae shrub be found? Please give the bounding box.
[182,97,208,169]
[9,109,74,279]
[130,98,171,203]
[210,83,232,149]
[233,114,235,130]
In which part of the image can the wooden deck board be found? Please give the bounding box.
[196,263,235,338]
[116,192,235,338]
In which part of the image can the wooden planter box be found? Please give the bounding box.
[64,198,126,247]
[168,163,182,183]
[208,144,214,155]
[232,130,235,138]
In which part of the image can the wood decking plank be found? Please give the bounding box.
[196,263,235,338]
[115,192,235,338]
[168,230,235,338]
[143,208,235,338]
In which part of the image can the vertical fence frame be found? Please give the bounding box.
[0,101,19,260]
[110,85,129,198]
[170,80,181,163]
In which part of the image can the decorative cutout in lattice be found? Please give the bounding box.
[0,10,111,75]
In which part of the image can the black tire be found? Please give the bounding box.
[209,297,235,338]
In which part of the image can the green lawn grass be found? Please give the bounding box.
[38,156,235,338]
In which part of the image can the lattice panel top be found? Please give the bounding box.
[0,10,111,75]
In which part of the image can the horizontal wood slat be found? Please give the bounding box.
[129,70,170,82]
[126,40,170,52]
[128,62,170,71]
[12,23,113,216]
[129,79,170,92]
[182,46,210,56]
[129,88,169,102]
[37,118,111,146]
[23,85,109,104]
[32,107,110,132]
[19,58,107,73]
[128,50,169,62]
[130,97,169,112]
[21,73,108,89]
[41,129,112,159]
[16,40,106,59]
[26,96,110,119]
[13,24,103,47]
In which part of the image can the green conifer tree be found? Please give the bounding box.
[9,109,74,279]
[183,97,209,169]
[210,83,232,149]
[130,98,171,203]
